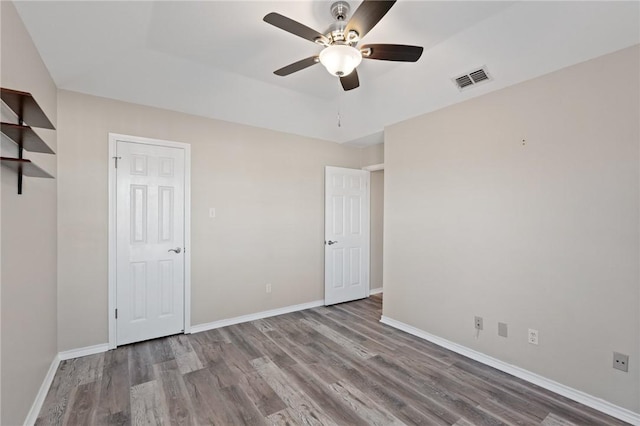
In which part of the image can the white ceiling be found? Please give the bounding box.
[13,1,640,146]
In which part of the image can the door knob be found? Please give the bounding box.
[327,240,338,245]
[168,247,182,254]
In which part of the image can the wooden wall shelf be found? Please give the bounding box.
[0,157,53,178]
[0,87,56,194]
[1,122,55,154]
[0,88,55,129]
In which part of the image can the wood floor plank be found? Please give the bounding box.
[36,353,107,425]
[96,347,131,425]
[283,363,371,426]
[478,398,543,425]
[37,295,629,426]
[130,380,171,425]
[542,412,579,426]
[147,338,176,364]
[328,363,450,425]
[156,369,196,425]
[166,334,194,357]
[300,318,376,360]
[260,328,323,365]
[174,351,204,375]
[237,372,287,417]
[182,367,235,425]
[327,380,405,426]
[370,354,507,426]
[266,408,301,426]
[77,353,106,385]
[251,357,339,426]
[64,380,100,425]
[252,319,275,333]
[128,341,155,386]
[220,384,268,426]
[221,324,263,359]
[238,322,299,368]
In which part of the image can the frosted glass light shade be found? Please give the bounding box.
[319,45,362,77]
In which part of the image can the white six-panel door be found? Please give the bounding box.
[116,140,185,345]
[325,166,370,305]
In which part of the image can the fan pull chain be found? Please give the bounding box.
[337,111,341,128]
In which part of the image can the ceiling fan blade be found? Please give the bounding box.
[340,69,360,91]
[361,44,424,62]
[264,12,329,45]
[274,56,319,76]
[344,0,396,40]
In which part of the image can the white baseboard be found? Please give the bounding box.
[24,354,60,426]
[369,287,383,295]
[59,343,110,361]
[190,299,325,334]
[380,316,640,425]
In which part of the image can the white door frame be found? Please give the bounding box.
[108,133,191,349]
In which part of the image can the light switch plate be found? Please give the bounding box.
[498,322,508,338]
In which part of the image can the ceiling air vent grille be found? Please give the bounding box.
[455,75,474,89]
[453,66,492,91]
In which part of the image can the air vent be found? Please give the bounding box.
[453,66,492,91]
[455,75,473,89]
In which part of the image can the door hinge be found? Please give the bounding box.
[115,309,118,319]
[112,156,122,168]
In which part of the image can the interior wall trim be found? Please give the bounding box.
[369,287,383,295]
[190,299,325,334]
[380,316,640,425]
[24,354,60,426]
[58,343,110,361]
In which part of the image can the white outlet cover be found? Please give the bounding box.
[209,207,216,218]
[528,328,539,345]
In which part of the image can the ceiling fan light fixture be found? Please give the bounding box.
[319,45,362,77]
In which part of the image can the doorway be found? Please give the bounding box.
[324,166,371,305]
[108,133,191,348]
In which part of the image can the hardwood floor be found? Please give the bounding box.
[36,295,628,425]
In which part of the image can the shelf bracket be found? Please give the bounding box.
[17,118,24,195]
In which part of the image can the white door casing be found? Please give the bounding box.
[109,134,191,348]
[325,166,370,305]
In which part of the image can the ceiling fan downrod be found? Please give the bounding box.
[330,1,350,21]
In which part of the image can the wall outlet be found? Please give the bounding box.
[474,316,483,330]
[498,322,508,338]
[613,352,629,372]
[209,207,216,218]
[528,329,539,345]
[266,283,272,294]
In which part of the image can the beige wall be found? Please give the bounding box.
[384,45,640,412]
[57,90,363,351]
[0,2,58,424]
[361,143,384,167]
[370,170,384,290]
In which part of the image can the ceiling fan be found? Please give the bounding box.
[264,0,423,91]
